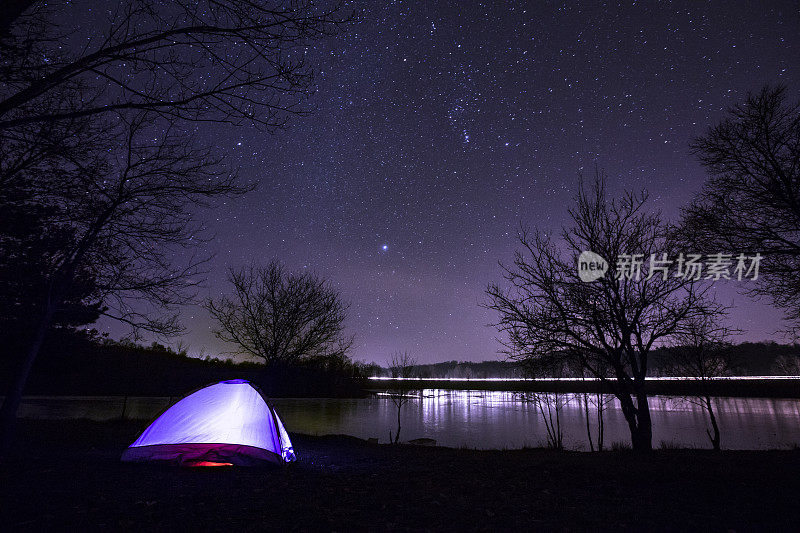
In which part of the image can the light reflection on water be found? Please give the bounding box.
[270,390,800,450]
[15,390,800,450]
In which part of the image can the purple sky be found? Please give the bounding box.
[97,1,799,365]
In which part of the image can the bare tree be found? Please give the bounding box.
[583,390,611,452]
[661,315,736,451]
[0,0,350,238]
[0,1,351,223]
[0,1,352,452]
[680,85,800,331]
[531,391,566,449]
[0,113,247,449]
[575,363,612,452]
[518,357,567,449]
[486,174,721,451]
[0,1,349,131]
[387,351,418,444]
[206,261,353,367]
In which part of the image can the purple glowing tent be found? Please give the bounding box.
[121,379,296,466]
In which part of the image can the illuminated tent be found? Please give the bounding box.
[121,379,296,466]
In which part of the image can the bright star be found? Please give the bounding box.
[381,244,388,251]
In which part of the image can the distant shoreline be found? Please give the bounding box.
[367,376,800,398]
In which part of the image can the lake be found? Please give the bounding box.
[270,391,800,450]
[15,389,799,450]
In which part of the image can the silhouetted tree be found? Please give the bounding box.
[0,1,348,131]
[681,85,800,332]
[0,1,349,215]
[574,361,611,452]
[518,357,567,449]
[0,114,245,450]
[0,191,104,350]
[661,315,735,450]
[0,0,351,451]
[487,174,721,451]
[206,261,353,367]
[387,351,418,444]
[582,390,611,452]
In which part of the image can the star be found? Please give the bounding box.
[119,0,795,364]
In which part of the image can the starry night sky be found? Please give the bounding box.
[104,1,800,364]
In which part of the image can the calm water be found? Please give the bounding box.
[14,390,800,450]
[273,390,800,450]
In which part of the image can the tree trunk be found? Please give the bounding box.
[618,390,653,452]
[395,403,402,444]
[617,393,640,448]
[630,422,652,451]
[0,305,54,453]
[704,396,721,451]
[583,392,594,452]
[596,394,605,451]
[632,391,653,452]
[554,395,563,450]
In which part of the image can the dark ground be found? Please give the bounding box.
[1,420,800,532]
